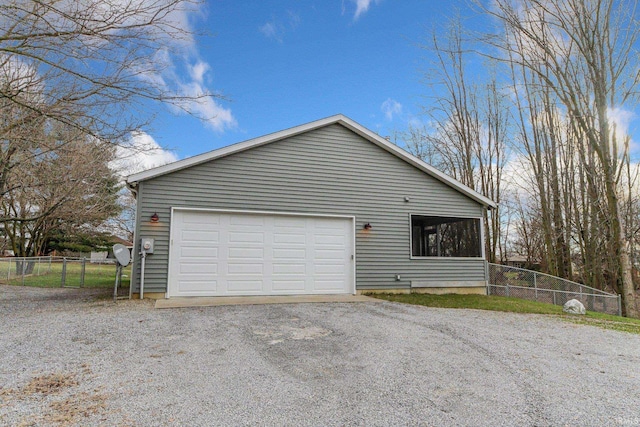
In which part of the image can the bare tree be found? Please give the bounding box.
[411,18,509,262]
[480,0,640,316]
[1,123,120,257]
[0,0,222,198]
[506,54,574,279]
[0,0,215,131]
[1,0,224,256]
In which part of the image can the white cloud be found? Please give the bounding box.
[110,131,178,178]
[381,98,402,121]
[608,107,635,136]
[353,0,382,20]
[189,61,210,85]
[176,78,237,132]
[111,0,236,132]
[138,47,236,132]
[259,11,300,42]
[3,1,235,134]
[608,106,637,155]
[259,21,282,42]
[287,10,301,29]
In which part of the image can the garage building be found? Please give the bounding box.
[126,115,496,299]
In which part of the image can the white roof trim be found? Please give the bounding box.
[126,114,497,209]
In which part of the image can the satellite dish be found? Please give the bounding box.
[113,244,131,266]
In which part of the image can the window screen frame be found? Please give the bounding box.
[409,214,485,259]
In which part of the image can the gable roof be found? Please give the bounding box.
[126,114,496,209]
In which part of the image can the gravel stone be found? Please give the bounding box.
[1,285,640,426]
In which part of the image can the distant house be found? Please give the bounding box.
[504,255,541,270]
[126,115,496,299]
[90,236,133,263]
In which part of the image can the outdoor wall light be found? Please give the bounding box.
[364,223,372,230]
[150,212,160,223]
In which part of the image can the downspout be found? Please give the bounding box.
[127,183,139,300]
[139,248,146,300]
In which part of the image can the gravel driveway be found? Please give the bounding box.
[1,285,640,427]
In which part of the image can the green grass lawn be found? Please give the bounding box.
[0,260,130,289]
[369,293,640,335]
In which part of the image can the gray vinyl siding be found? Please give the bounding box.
[132,123,487,294]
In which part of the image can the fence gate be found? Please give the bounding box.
[487,263,621,316]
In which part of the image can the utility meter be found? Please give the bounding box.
[140,238,154,254]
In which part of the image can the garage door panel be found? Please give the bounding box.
[227,280,264,292]
[273,248,306,259]
[182,230,219,242]
[226,263,263,274]
[316,249,346,260]
[228,247,263,259]
[179,254,219,262]
[179,279,218,291]
[179,241,219,250]
[315,234,346,245]
[168,211,353,297]
[272,280,306,291]
[273,233,306,244]
[179,263,218,274]
[180,247,218,258]
[273,263,306,274]
[182,214,219,225]
[228,231,264,244]
[314,263,347,274]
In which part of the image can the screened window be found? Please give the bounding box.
[411,216,481,257]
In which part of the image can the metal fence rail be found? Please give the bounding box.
[0,256,117,288]
[487,263,621,316]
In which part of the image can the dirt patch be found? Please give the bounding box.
[23,373,79,396]
[1,369,108,426]
[0,372,77,399]
[41,391,108,426]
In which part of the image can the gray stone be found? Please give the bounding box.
[563,298,586,315]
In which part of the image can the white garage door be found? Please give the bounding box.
[167,210,354,297]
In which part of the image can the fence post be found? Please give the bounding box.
[485,263,490,295]
[618,295,622,317]
[7,259,10,282]
[80,258,86,288]
[61,257,67,287]
[552,291,557,306]
[505,280,510,297]
[21,257,26,286]
[48,256,52,273]
[37,257,41,276]
[534,272,538,301]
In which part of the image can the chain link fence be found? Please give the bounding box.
[488,263,621,316]
[0,256,124,289]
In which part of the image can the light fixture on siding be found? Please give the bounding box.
[150,212,159,223]
[364,223,372,230]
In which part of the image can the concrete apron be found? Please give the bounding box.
[155,294,381,309]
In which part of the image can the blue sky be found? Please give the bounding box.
[138,0,471,164]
